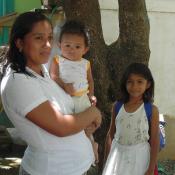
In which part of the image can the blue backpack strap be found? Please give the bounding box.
[114,101,123,117]
[144,102,152,123]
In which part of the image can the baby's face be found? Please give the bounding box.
[59,34,88,61]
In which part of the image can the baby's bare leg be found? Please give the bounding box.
[89,135,99,164]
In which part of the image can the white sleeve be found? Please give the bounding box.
[4,74,48,117]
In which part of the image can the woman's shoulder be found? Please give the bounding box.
[7,71,36,82]
[1,69,39,93]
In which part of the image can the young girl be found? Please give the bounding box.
[49,20,98,163]
[103,63,159,175]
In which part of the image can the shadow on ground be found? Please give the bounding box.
[0,144,26,175]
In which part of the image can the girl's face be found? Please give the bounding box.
[16,20,53,70]
[126,73,150,99]
[59,34,89,61]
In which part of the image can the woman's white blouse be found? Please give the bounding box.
[1,66,94,175]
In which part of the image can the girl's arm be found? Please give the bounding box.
[103,103,116,164]
[26,101,102,137]
[145,105,159,175]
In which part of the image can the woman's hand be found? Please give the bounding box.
[91,106,102,128]
[85,106,102,130]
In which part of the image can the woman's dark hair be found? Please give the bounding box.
[59,20,89,47]
[2,11,52,76]
[120,62,154,103]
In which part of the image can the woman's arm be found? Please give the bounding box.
[26,101,102,137]
[103,103,116,163]
[145,105,159,175]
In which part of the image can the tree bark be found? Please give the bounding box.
[63,0,110,111]
[52,0,150,172]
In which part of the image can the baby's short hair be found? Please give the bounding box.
[59,20,89,46]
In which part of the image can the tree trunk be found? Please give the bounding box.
[53,0,150,172]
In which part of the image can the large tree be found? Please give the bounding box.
[51,0,150,171]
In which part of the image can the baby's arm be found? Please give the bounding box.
[50,56,65,89]
[145,105,159,175]
[87,62,97,105]
[50,57,75,95]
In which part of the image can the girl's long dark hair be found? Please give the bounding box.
[1,11,52,77]
[120,62,154,103]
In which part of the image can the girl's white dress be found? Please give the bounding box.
[102,104,150,175]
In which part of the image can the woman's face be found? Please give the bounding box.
[17,20,53,69]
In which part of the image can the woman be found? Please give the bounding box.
[0,12,101,175]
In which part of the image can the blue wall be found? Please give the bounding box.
[0,0,15,45]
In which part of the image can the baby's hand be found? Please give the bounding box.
[89,96,97,106]
[63,83,75,96]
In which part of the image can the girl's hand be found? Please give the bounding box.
[63,83,75,96]
[89,95,97,106]
[144,169,154,175]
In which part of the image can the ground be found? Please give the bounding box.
[0,125,174,175]
[0,143,175,175]
[158,160,175,175]
[0,144,25,175]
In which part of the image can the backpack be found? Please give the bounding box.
[114,101,166,150]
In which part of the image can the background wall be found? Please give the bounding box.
[0,0,174,161]
[15,0,41,13]
[0,0,41,45]
[99,0,175,117]
[2,0,174,115]
[99,0,175,160]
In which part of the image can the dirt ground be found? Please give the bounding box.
[0,144,26,175]
[158,160,175,175]
[0,144,175,175]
